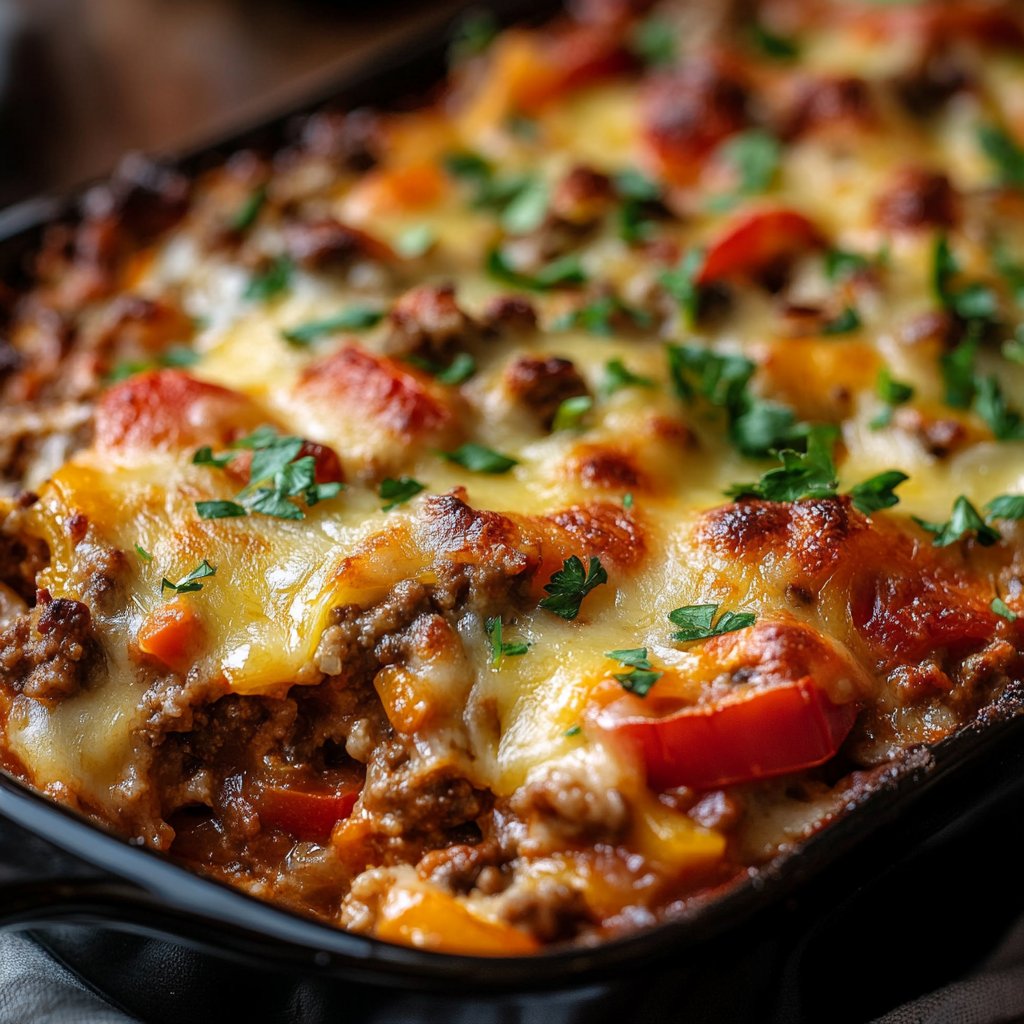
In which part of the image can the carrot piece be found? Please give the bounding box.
[137,597,203,673]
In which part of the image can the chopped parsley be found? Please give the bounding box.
[553,293,652,336]
[486,249,587,291]
[395,224,436,258]
[750,22,799,60]
[707,130,781,211]
[539,555,608,621]
[192,428,343,521]
[822,306,862,335]
[992,597,1018,622]
[228,185,266,233]
[440,442,518,473]
[940,329,980,409]
[564,724,582,738]
[134,544,153,562]
[628,16,677,68]
[913,495,1001,547]
[405,351,477,385]
[379,476,425,511]
[614,168,664,244]
[622,492,634,509]
[824,248,871,283]
[932,236,998,322]
[551,395,593,432]
[668,603,756,643]
[485,616,530,667]
[977,124,1024,188]
[726,425,839,502]
[161,559,217,595]
[871,368,914,428]
[974,375,1024,440]
[107,346,200,382]
[986,494,1024,520]
[444,151,550,234]
[1004,326,1024,364]
[606,648,662,697]
[244,255,293,303]
[848,470,909,515]
[601,359,656,397]
[666,343,807,458]
[281,306,384,346]
[660,249,706,326]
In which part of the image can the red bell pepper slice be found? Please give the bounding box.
[256,785,360,842]
[698,209,825,285]
[594,679,858,791]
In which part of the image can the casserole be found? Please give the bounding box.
[0,0,1019,1007]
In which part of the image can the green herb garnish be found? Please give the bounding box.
[628,16,676,68]
[244,255,293,303]
[913,495,1001,547]
[707,130,781,211]
[871,368,914,428]
[486,249,587,291]
[822,306,862,335]
[135,544,153,562]
[606,648,663,697]
[726,425,839,502]
[161,559,217,595]
[601,359,656,397]
[448,8,499,63]
[992,597,1018,622]
[440,442,518,474]
[539,555,608,621]
[986,494,1024,520]
[228,185,267,233]
[281,307,384,345]
[551,395,593,432]
[977,124,1024,188]
[848,470,909,515]
[553,294,652,336]
[750,22,799,59]
[660,249,706,326]
[486,616,530,667]
[395,224,436,258]
[379,476,425,511]
[668,603,756,643]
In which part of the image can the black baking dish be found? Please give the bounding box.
[2,4,1024,1021]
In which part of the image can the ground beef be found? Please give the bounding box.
[503,355,590,428]
[0,593,96,702]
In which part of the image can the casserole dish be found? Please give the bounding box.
[1,0,1024,1018]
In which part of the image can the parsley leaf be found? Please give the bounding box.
[668,603,755,643]
[977,124,1024,188]
[822,306,862,335]
[628,16,676,68]
[913,495,1001,547]
[606,648,663,697]
[486,249,587,291]
[726,425,839,502]
[992,597,1018,622]
[395,224,436,258]
[601,359,655,397]
[564,724,582,738]
[405,351,477,385]
[553,294,653,336]
[614,168,664,244]
[539,555,608,621]
[379,476,425,511]
[161,559,217,595]
[485,616,530,667]
[281,307,384,345]
[986,494,1024,520]
[750,22,799,59]
[871,367,914,428]
[973,375,1024,440]
[244,255,293,303]
[660,249,706,326]
[444,151,550,234]
[441,442,518,473]
[192,429,343,521]
[730,400,806,459]
[228,185,266,233]
[848,470,909,514]
[552,395,593,432]
[135,544,153,562]
[195,500,247,519]
[932,236,998,322]
[940,328,980,408]
[107,346,200,383]
[501,178,550,234]
[824,248,870,282]
[708,130,781,211]
[667,344,754,409]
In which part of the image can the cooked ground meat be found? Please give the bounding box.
[0,593,96,702]
[503,355,590,428]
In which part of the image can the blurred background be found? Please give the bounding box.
[0,0,471,208]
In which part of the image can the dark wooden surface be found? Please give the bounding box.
[0,0,469,207]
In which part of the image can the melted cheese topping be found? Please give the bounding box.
[3,0,1024,951]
